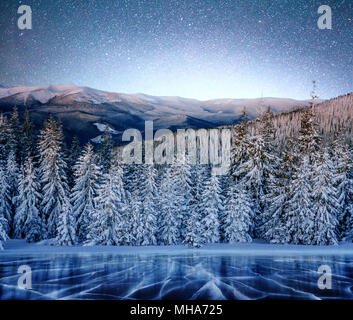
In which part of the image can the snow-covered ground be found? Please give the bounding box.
[3,239,353,256]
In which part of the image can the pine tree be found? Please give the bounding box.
[86,154,127,246]
[158,165,178,245]
[98,124,113,174]
[71,143,101,242]
[14,154,43,242]
[67,136,81,188]
[230,109,249,182]
[136,164,158,245]
[0,214,8,250]
[38,116,70,238]
[286,156,314,244]
[200,174,222,244]
[10,107,22,162]
[0,114,12,162]
[184,165,205,248]
[223,184,253,243]
[129,194,143,246]
[5,150,19,234]
[171,157,193,243]
[311,150,339,245]
[21,110,36,162]
[331,131,353,237]
[0,162,11,234]
[234,134,276,237]
[56,199,76,246]
[262,162,289,244]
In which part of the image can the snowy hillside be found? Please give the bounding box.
[0,84,320,144]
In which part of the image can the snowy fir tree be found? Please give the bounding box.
[98,124,114,174]
[311,150,339,245]
[171,157,193,243]
[135,164,158,246]
[38,117,71,239]
[14,153,43,242]
[285,156,315,244]
[6,150,19,233]
[223,184,253,243]
[331,131,353,236]
[67,136,81,188]
[21,110,36,162]
[233,134,276,237]
[0,162,12,234]
[184,165,205,248]
[200,173,222,244]
[0,213,8,250]
[230,109,249,182]
[158,165,179,245]
[86,154,127,246]
[71,143,101,243]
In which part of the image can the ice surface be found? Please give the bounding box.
[1,241,353,300]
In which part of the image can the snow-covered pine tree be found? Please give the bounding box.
[223,184,253,243]
[136,164,158,245]
[97,124,113,174]
[311,149,339,245]
[184,164,205,248]
[0,213,8,250]
[0,114,12,163]
[298,82,321,162]
[86,153,127,246]
[200,173,222,244]
[230,109,249,182]
[129,193,143,246]
[9,107,22,163]
[21,110,36,162]
[38,116,71,238]
[158,165,178,245]
[233,134,276,237]
[0,162,11,234]
[171,156,193,243]
[330,131,353,237]
[71,142,101,243]
[67,136,81,188]
[262,157,289,244]
[259,106,276,153]
[285,156,314,244]
[6,150,20,234]
[14,153,43,242]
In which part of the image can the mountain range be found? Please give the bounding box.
[0,84,319,144]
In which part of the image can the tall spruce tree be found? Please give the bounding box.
[71,143,101,242]
[200,173,222,244]
[311,150,339,245]
[0,162,11,234]
[171,157,193,243]
[136,164,158,245]
[86,154,127,246]
[38,116,70,238]
[158,165,178,245]
[223,184,253,243]
[14,153,43,242]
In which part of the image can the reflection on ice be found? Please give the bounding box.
[1,253,353,300]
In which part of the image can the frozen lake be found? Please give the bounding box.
[1,251,353,300]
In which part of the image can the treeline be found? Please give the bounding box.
[0,97,352,249]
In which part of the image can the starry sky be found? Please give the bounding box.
[0,0,352,100]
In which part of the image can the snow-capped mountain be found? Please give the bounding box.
[0,84,318,144]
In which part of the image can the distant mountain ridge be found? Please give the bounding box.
[0,84,320,144]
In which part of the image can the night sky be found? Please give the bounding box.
[0,0,352,100]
